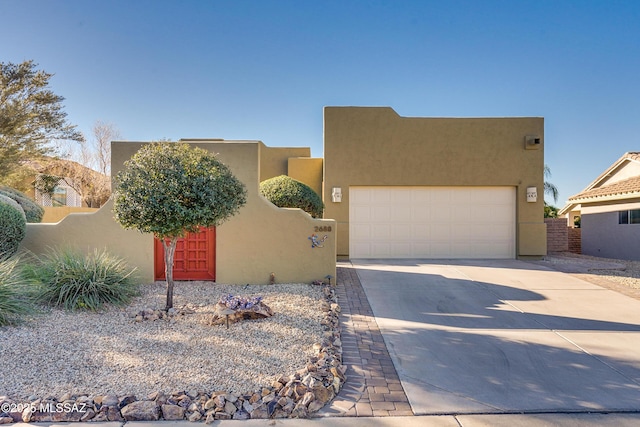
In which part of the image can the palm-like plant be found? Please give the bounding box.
[544,165,559,203]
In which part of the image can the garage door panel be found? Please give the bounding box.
[372,206,391,221]
[432,207,452,221]
[411,206,430,221]
[395,208,411,221]
[352,223,371,240]
[392,224,412,239]
[412,224,430,239]
[372,189,391,203]
[411,188,431,203]
[352,206,371,222]
[350,186,515,259]
[372,224,391,240]
[391,188,412,203]
[351,189,371,203]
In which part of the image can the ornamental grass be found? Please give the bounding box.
[28,248,139,311]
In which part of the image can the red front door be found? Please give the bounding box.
[154,227,216,281]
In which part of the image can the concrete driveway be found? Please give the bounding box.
[352,259,640,415]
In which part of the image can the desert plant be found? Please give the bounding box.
[30,248,139,311]
[113,142,247,310]
[0,202,27,261]
[0,186,44,223]
[0,256,38,326]
[0,194,26,220]
[259,175,324,218]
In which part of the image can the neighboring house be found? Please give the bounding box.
[25,158,111,208]
[559,152,640,260]
[34,174,83,207]
[21,106,546,284]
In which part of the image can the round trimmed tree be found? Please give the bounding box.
[113,142,247,309]
[0,201,27,261]
[259,175,324,218]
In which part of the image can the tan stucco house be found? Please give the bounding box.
[559,152,640,260]
[21,106,546,284]
[323,107,546,259]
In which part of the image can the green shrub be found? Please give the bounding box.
[0,202,27,261]
[29,248,139,311]
[259,175,324,218]
[0,186,44,223]
[0,256,38,326]
[0,194,26,220]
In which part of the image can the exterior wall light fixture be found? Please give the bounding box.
[332,187,342,203]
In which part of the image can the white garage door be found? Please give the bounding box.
[349,186,516,259]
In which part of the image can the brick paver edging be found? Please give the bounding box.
[316,262,413,417]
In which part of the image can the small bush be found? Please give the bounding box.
[259,175,324,218]
[0,186,44,223]
[29,248,139,311]
[0,194,26,220]
[0,256,38,326]
[0,202,27,261]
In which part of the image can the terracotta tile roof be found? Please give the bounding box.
[569,175,640,201]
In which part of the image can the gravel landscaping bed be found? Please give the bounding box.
[539,252,640,291]
[0,281,330,401]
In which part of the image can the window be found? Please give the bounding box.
[619,211,629,224]
[619,209,640,224]
[52,187,67,207]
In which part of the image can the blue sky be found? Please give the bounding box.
[1,0,639,206]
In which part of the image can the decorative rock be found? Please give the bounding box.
[80,408,96,422]
[307,400,325,412]
[242,400,254,413]
[250,404,269,419]
[121,400,159,421]
[300,391,315,407]
[233,410,250,420]
[0,284,343,422]
[119,395,137,408]
[206,301,274,326]
[21,407,31,423]
[203,398,216,410]
[101,394,119,407]
[105,406,123,421]
[224,400,237,415]
[313,385,335,403]
[214,411,231,420]
[188,410,202,422]
[92,412,109,422]
[161,404,185,420]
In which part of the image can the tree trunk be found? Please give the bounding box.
[162,237,179,310]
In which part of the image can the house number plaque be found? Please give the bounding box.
[314,226,332,232]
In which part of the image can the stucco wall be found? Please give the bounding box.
[22,140,336,285]
[259,146,311,182]
[581,211,640,260]
[581,199,640,260]
[41,207,99,223]
[323,106,546,258]
[288,157,323,197]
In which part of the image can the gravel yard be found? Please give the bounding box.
[538,252,640,295]
[0,282,326,401]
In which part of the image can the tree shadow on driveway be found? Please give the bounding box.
[348,260,640,414]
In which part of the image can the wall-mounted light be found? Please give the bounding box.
[525,135,541,150]
[331,187,342,203]
[526,186,538,203]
